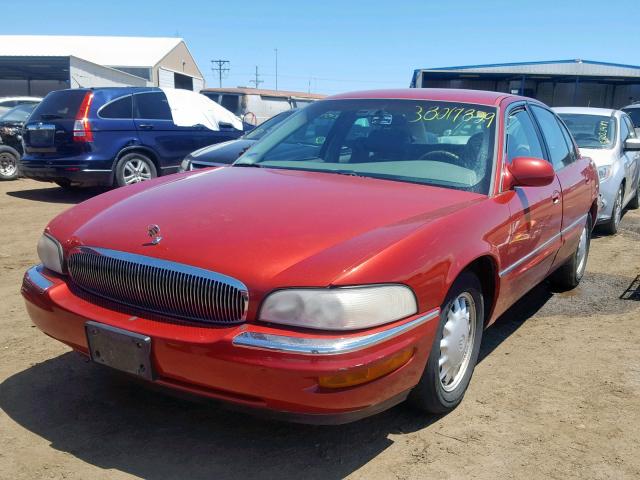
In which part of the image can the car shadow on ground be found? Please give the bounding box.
[0,285,552,480]
[5,184,106,204]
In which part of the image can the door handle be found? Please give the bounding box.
[552,191,560,204]
[138,124,154,130]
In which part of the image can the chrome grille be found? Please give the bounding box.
[67,247,248,324]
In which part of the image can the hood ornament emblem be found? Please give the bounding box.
[147,224,162,245]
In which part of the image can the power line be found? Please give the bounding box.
[210,59,230,88]
[249,65,263,89]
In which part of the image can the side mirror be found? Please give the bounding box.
[624,137,640,151]
[506,157,555,189]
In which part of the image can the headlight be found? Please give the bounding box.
[598,165,612,182]
[179,156,193,173]
[37,233,64,274]
[259,285,418,331]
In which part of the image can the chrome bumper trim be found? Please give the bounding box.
[24,264,54,293]
[232,308,440,355]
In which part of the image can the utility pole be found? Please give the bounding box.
[274,48,278,90]
[211,59,230,88]
[249,66,263,89]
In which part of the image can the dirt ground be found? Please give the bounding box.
[0,178,639,480]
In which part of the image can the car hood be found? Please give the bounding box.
[579,148,616,166]
[190,139,255,165]
[51,167,484,293]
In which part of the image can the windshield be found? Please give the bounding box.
[558,113,616,149]
[243,109,295,140]
[237,99,497,194]
[622,108,640,128]
[0,103,37,123]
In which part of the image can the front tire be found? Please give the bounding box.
[409,272,484,414]
[114,153,157,187]
[551,215,591,290]
[600,185,623,235]
[0,145,20,181]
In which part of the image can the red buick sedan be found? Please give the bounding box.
[22,89,598,423]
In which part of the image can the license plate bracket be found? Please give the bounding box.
[85,321,153,380]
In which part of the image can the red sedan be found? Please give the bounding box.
[22,89,598,423]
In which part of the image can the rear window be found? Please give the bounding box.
[99,95,132,119]
[134,92,172,120]
[30,90,87,121]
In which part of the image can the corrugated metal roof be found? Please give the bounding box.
[416,60,640,78]
[0,35,183,68]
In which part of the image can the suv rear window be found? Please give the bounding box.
[30,90,87,120]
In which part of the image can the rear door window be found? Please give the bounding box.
[531,105,572,170]
[622,115,637,138]
[100,95,133,119]
[30,90,87,120]
[134,92,172,120]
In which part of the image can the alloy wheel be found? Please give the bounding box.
[122,158,152,184]
[439,292,477,392]
[0,152,17,177]
[613,188,623,229]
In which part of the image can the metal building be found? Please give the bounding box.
[0,35,205,96]
[410,59,640,108]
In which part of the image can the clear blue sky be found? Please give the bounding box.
[3,0,639,94]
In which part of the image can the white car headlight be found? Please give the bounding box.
[598,165,612,182]
[259,285,418,331]
[37,233,64,274]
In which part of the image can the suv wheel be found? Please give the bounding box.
[115,153,157,187]
[0,145,20,181]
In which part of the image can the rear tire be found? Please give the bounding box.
[409,272,484,414]
[600,185,623,235]
[114,152,157,188]
[0,145,20,181]
[550,215,591,290]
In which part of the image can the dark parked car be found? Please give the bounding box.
[0,102,39,180]
[180,108,297,171]
[20,87,246,189]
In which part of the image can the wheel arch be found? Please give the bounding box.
[447,254,500,327]
[115,146,161,174]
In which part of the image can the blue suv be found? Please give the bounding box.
[21,87,245,188]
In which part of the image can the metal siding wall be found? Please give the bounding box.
[158,67,175,88]
[69,57,148,88]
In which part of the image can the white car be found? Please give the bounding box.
[0,96,41,115]
[555,107,640,234]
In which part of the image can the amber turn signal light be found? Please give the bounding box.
[318,348,414,389]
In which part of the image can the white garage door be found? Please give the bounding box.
[192,77,204,92]
[158,68,175,89]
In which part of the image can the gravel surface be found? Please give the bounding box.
[1,178,639,480]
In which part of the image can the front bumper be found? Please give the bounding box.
[22,265,439,424]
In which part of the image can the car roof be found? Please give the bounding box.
[553,106,618,116]
[326,88,524,106]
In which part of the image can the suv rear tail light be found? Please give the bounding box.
[73,92,94,142]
